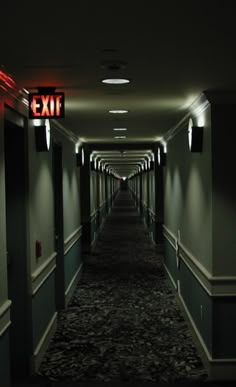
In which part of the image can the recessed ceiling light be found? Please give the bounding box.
[102,78,130,84]
[114,136,127,139]
[102,48,118,53]
[113,128,127,131]
[109,110,129,114]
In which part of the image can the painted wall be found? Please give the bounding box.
[211,104,236,276]
[164,104,213,273]
[99,172,105,207]
[0,97,8,306]
[142,172,148,208]
[61,138,80,241]
[90,171,97,216]
[28,119,55,275]
[163,94,236,378]
[149,170,155,213]
[0,95,11,386]
[0,332,10,386]
[59,134,82,297]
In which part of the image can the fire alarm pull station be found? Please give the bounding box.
[35,240,42,258]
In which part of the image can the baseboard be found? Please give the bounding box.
[0,300,12,337]
[65,263,83,307]
[31,312,57,374]
[163,263,177,290]
[207,360,236,381]
[177,281,236,381]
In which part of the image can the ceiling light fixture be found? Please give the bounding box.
[114,136,127,139]
[109,110,129,114]
[102,78,130,84]
[113,128,127,131]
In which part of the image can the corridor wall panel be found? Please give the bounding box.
[90,171,97,244]
[0,99,10,385]
[62,139,81,241]
[163,93,236,380]
[0,98,8,304]
[0,331,10,386]
[164,104,213,273]
[211,105,236,276]
[54,131,82,305]
[0,84,84,383]
[64,232,82,306]
[31,271,57,371]
[28,119,55,275]
[28,119,57,371]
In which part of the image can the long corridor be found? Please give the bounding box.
[33,189,208,384]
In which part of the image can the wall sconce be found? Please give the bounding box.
[34,118,51,152]
[150,161,154,170]
[76,147,84,167]
[90,160,96,171]
[157,146,166,166]
[188,118,203,152]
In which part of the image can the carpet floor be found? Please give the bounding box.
[36,190,209,384]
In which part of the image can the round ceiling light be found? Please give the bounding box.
[102,78,130,84]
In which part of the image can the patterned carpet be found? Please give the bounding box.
[36,190,208,384]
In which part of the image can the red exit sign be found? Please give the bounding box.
[29,91,64,118]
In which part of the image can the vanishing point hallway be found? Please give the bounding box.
[37,190,208,384]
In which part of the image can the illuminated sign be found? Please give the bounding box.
[28,90,64,118]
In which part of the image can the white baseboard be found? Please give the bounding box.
[31,312,57,373]
[163,263,177,290]
[178,282,236,381]
[65,263,83,307]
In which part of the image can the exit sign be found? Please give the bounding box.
[28,90,64,118]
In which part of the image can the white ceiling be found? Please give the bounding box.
[1,1,236,176]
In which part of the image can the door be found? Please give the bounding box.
[4,118,31,380]
[52,142,65,309]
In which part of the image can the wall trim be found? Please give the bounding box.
[99,201,106,210]
[31,252,57,296]
[65,263,83,307]
[177,282,236,381]
[64,226,83,255]
[51,120,78,144]
[31,312,57,373]
[148,208,156,219]
[164,94,210,143]
[91,233,96,248]
[0,300,12,337]
[163,225,236,296]
[163,263,177,290]
[90,211,96,222]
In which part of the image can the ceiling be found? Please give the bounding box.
[1,1,236,177]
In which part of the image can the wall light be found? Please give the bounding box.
[90,160,96,171]
[34,118,51,152]
[188,118,203,152]
[157,146,166,166]
[150,161,154,170]
[76,147,84,167]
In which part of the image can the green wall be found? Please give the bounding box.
[164,104,213,274]
[0,331,10,386]
[32,272,56,349]
[65,239,82,291]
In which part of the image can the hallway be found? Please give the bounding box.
[35,190,208,384]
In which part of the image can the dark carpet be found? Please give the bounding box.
[36,190,209,384]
